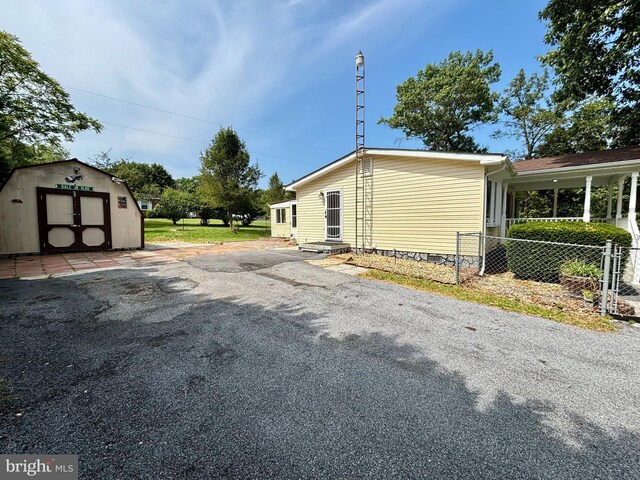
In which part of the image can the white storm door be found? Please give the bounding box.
[325,190,342,240]
[290,203,297,239]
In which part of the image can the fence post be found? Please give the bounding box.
[600,239,612,316]
[455,232,460,284]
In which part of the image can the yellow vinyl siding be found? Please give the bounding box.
[295,154,485,254]
[270,206,291,238]
[296,162,356,245]
[372,156,483,254]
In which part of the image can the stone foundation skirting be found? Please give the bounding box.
[353,247,480,269]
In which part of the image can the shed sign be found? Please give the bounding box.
[55,184,94,192]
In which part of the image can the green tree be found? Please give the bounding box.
[199,127,262,231]
[0,140,70,180]
[91,151,175,197]
[536,97,616,157]
[175,176,201,195]
[493,69,563,159]
[540,0,640,145]
[0,30,101,179]
[379,50,501,152]
[263,172,293,213]
[156,188,192,225]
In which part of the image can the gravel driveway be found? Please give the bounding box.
[1,249,639,478]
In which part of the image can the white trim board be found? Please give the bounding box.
[269,200,297,208]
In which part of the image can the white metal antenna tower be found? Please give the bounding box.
[354,50,372,252]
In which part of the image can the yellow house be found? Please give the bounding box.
[286,148,510,259]
[269,200,297,240]
[287,145,640,273]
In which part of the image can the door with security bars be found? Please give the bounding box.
[325,189,342,240]
[290,203,297,239]
[37,187,112,253]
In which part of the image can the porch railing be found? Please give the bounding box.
[505,217,608,229]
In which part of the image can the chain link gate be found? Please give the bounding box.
[603,243,623,315]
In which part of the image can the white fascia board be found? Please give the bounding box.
[286,149,508,190]
[515,158,640,177]
[269,200,295,208]
[287,152,356,190]
[371,149,506,163]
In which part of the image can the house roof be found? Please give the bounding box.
[512,145,640,173]
[269,199,296,208]
[286,148,507,190]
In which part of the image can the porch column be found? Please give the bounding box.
[617,177,625,218]
[629,171,638,220]
[552,188,558,217]
[582,175,592,222]
[500,185,508,237]
[606,184,613,219]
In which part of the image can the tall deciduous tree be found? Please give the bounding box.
[540,0,640,145]
[91,151,175,197]
[379,50,501,152]
[493,69,563,159]
[536,97,616,157]
[199,127,262,230]
[0,31,101,179]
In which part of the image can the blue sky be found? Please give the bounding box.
[3,0,549,187]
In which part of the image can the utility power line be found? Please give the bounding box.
[67,86,339,154]
[101,121,317,166]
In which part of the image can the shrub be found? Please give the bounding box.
[198,205,217,226]
[156,188,191,225]
[560,259,602,279]
[506,221,631,283]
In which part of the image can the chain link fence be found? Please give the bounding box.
[456,233,604,284]
[455,232,632,315]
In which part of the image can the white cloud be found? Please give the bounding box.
[2,0,459,178]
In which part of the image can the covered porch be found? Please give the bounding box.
[501,171,639,239]
[487,146,640,284]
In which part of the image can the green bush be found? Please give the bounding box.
[506,221,631,283]
[560,259,602,279]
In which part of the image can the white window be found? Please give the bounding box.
[139,200,150,210]
[275,208,287,224]
[486,179,501,227]
[357,157,372,176]
[291,204,297,228]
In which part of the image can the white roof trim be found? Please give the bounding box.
[287,149,507,190]
[269,200,296,208]
[514,158,640,176]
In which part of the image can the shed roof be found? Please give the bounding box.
[0,158,144,215]
[512,145,640,173]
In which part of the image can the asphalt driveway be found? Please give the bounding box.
[1,249,639,478]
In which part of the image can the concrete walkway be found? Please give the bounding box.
[0,238,293,279]
[305,257,369,275]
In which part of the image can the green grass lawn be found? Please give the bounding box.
[144,218,271,243]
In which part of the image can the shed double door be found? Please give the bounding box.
[37,188,112,254]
